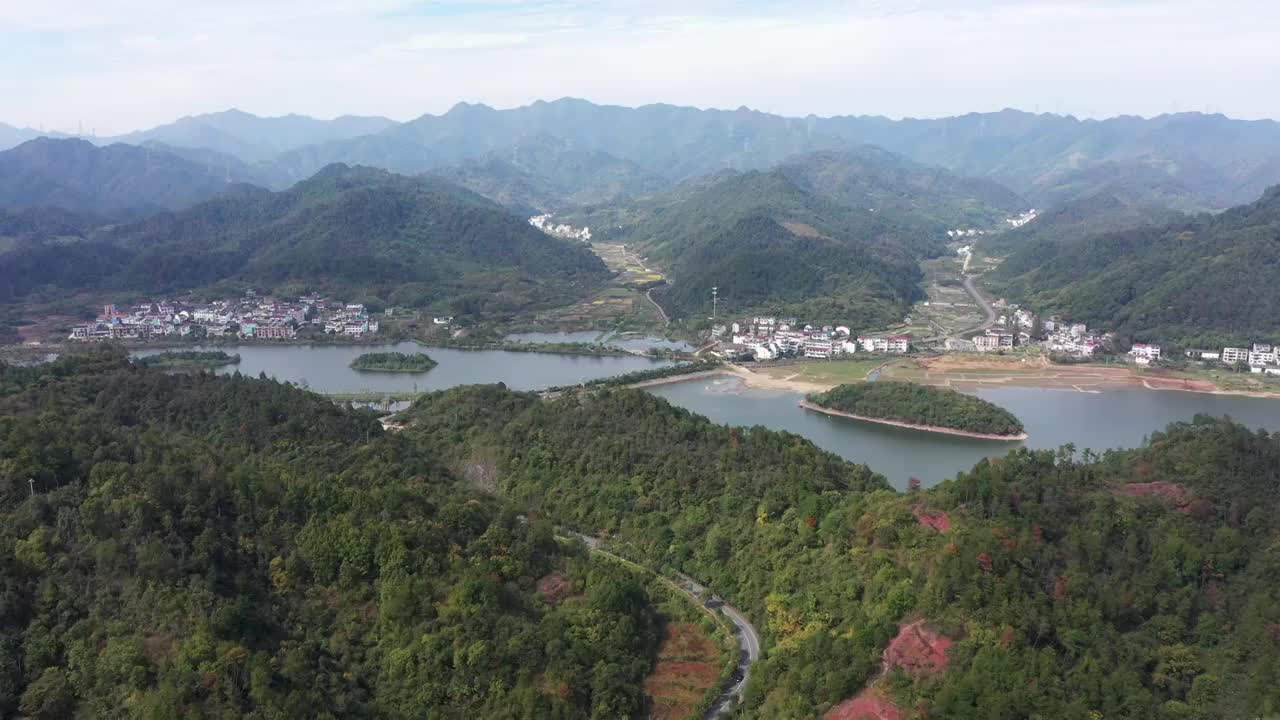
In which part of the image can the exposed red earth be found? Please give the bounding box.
[883,620,953,676]
[1112,481,1195,513]
[535,572,573,604]
[824,690,905,720]
[912,505,951,533]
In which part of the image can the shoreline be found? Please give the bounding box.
[797,400,1028,441]
[716,360,1280,401]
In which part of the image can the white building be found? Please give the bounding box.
[1222,347,1250,365]
[1129,343,1162,365]
[803,337,834,359]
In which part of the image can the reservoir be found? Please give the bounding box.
[132,342,676,393]
[129,344,1280,489]
[649,376,1280,489]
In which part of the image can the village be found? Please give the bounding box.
[66,292,381,342]
[718,303,1280,377]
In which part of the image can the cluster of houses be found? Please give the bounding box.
[528,214,592,242]
[67,293,380,342]
[1004,209,1038,229]
[727,316,909,361]
[1185,343,1280,375]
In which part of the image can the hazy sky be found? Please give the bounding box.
[3,0,1278,134]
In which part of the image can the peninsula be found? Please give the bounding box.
[803,381,1027,440]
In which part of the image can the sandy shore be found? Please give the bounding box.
[797,400,1028,441]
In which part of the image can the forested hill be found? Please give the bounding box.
[980,191,1185,258]
[618,168,932,325]
[0,138,256,221]
[572,147,1022,325]
[0,165,610,317]
[0,350,669,718]
[406,384,1280,719]
[990,185,1280,346]
[776,147,1026,228]
[807,381,1025,436]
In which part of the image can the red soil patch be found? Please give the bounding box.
[535,572,573,604]
[644,623,722,720]
[1112,482,1196,513]
[912,505,951,533]
[883,621,953,676]
[825,690,904,720]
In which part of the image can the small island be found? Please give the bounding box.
[137,350,241,370]
[349,351,439,373]
[802,381,1026,440]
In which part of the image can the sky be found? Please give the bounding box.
[2,0,1279,135]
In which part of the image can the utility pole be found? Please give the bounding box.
[28,478,35,497]
[711,287,718,321]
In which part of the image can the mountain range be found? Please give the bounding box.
[11,100,1280,213]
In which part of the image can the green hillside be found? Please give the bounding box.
[0,350,670,718]
[990,186,1280,345]
[576,148,1022,324]
[981,191,1184,259]
[0,165,610,318]
[405,384,1280,719]
[807,381,1025,436]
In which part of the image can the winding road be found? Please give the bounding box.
[645,286,671,326]
[921,272,998,344]
[570,533,761,719]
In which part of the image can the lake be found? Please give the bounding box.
[127,344,1280,489]
[132,342,676,393]
[649,376,1280,489]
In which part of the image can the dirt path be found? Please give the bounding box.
[568,533,761,719]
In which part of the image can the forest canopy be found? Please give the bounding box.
[806,381,1026,437]
[349,351,438,373]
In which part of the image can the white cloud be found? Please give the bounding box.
[2,0,1278,134]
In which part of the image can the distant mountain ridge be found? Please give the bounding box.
[9,101,1279,212]
[106,108,398,163]
[0,138,257,221]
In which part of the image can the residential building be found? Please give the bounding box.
[1222,347,1250,365]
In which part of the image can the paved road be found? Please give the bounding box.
[921,272,998,344]
[645,286,671,326]
[568,533,761,719]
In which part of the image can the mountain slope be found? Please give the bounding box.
[990,186,1280,345]
[109,109,398,162]
[776,146,1026,227]
[430,135,671,214]
[0,138,253,220]
[0,350,669,718]
[408,385,1280,719]
[0,165,609,316]
[982,191,1185,259]
[570,148,1023,324]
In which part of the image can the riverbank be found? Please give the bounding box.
[724,356,1280,401]
[797,400,1028,441]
